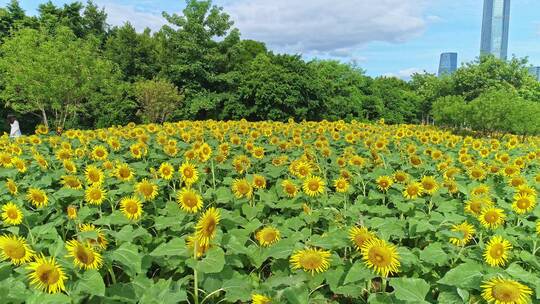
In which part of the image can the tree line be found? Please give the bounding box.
[0,0,538,135]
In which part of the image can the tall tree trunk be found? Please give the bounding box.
[40,107,49,129]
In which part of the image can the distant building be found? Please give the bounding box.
[438,52,458,77]
[529,66,540,81]
[480,0,511,60]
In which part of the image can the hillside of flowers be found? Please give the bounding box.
[0,120,539,303]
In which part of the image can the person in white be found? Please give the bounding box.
[8,115,21,138]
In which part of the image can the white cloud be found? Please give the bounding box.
[383,67,426,80]
[96,1,167,31]
[222,0,431,56]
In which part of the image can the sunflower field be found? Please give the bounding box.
[0,120,539,304]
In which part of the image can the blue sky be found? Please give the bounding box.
[3,0,540,78]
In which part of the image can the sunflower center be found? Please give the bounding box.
[139,184,153,196]
[492,283,519,301]
[119,168,130,178]
[285,185,295,194]
[407,186,419,196]
[33,193,45,203]
[37,264,60,285]
[470,201,482,214]
[379,181,389,188]
[4,241,26,259]
[489,243,504,259]
[89,171,100,182]
[308,181,319,191]
[7,209,18,219]
[262,231,277,242]
[299,253,323,270]
[90,189,102,200]
[237,183,250,194]
[126,201,138,214]
[183,168,193,178]
[205,219,216,235]
[354,234,369,247]
[183,193,197,207]
[484,212,499,223]
[368,246,391,267]
[517,198,530,209]
[76,246,95,265]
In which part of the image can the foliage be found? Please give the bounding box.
[0,26,123,130]
[432,89,540,136]
[134,79,184,123]
[0,120,539,303]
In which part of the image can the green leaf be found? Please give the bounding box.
[391,277,430,303]
[197,247,225,274]
[419,243,448,266]
[438,262,483,289]
[150,238,185,257]
[111,243,143,275]
[343,262,373,285]
[74,269,106,296]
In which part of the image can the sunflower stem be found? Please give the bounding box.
[193,239,200,304]
[210,160,216,191]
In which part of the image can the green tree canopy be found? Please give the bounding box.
[0,26,123,130]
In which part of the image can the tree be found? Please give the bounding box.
[431,95,467,128]
[368,77,422,124]
[105,23,159,81]
[0,26,123,130]
[134,78,184,123]
[310,60,369,121]
[451,55,540,101]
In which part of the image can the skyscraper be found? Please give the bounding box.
[529,67,540,81]
[480,0,511,60]
[438,52,458,77]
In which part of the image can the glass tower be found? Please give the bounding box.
[529,67,540,81]
[438,52,458,77]
[480,0,511,60]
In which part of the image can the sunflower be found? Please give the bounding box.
[0,234,34,265]
[471,184,490,196]
[27,254,67,294]
[281,179,298,198]
[120,196,143,220]
[420,176,439,195]
[186,235,211,258]
[290,247,331,275]
[479,207,506,229]
[85,185,106,205]
[232,178,253,199]
[483,236,512,267]
[115,163,134,181]
[349,226,375,250]
[450,222,475,246]
[1,202,23,225]
[481,277,532,304]
[177,188,204,213]
[252,174,267,189]
[67,205,77,220]
[179,162,199,186]
[255,227,281,247]
[91,145,108,161]
[376,176,393,192]
[361,238,400,277]
[5,178,18,195]
[63,159,77,173]
[333,177,350,193]
[85,165,104,185]
[26,188,49,208]
[135,179,158,201]
[251,294,272,304]
[402,182,424,200]
[159,162,175,180]
[512,194,536,214]
[465,196,494,216]
[303,176,325,197]
[195,207,221,246]
[65,239,103,270]
[61,175,83,189]
[79,224,108,250]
